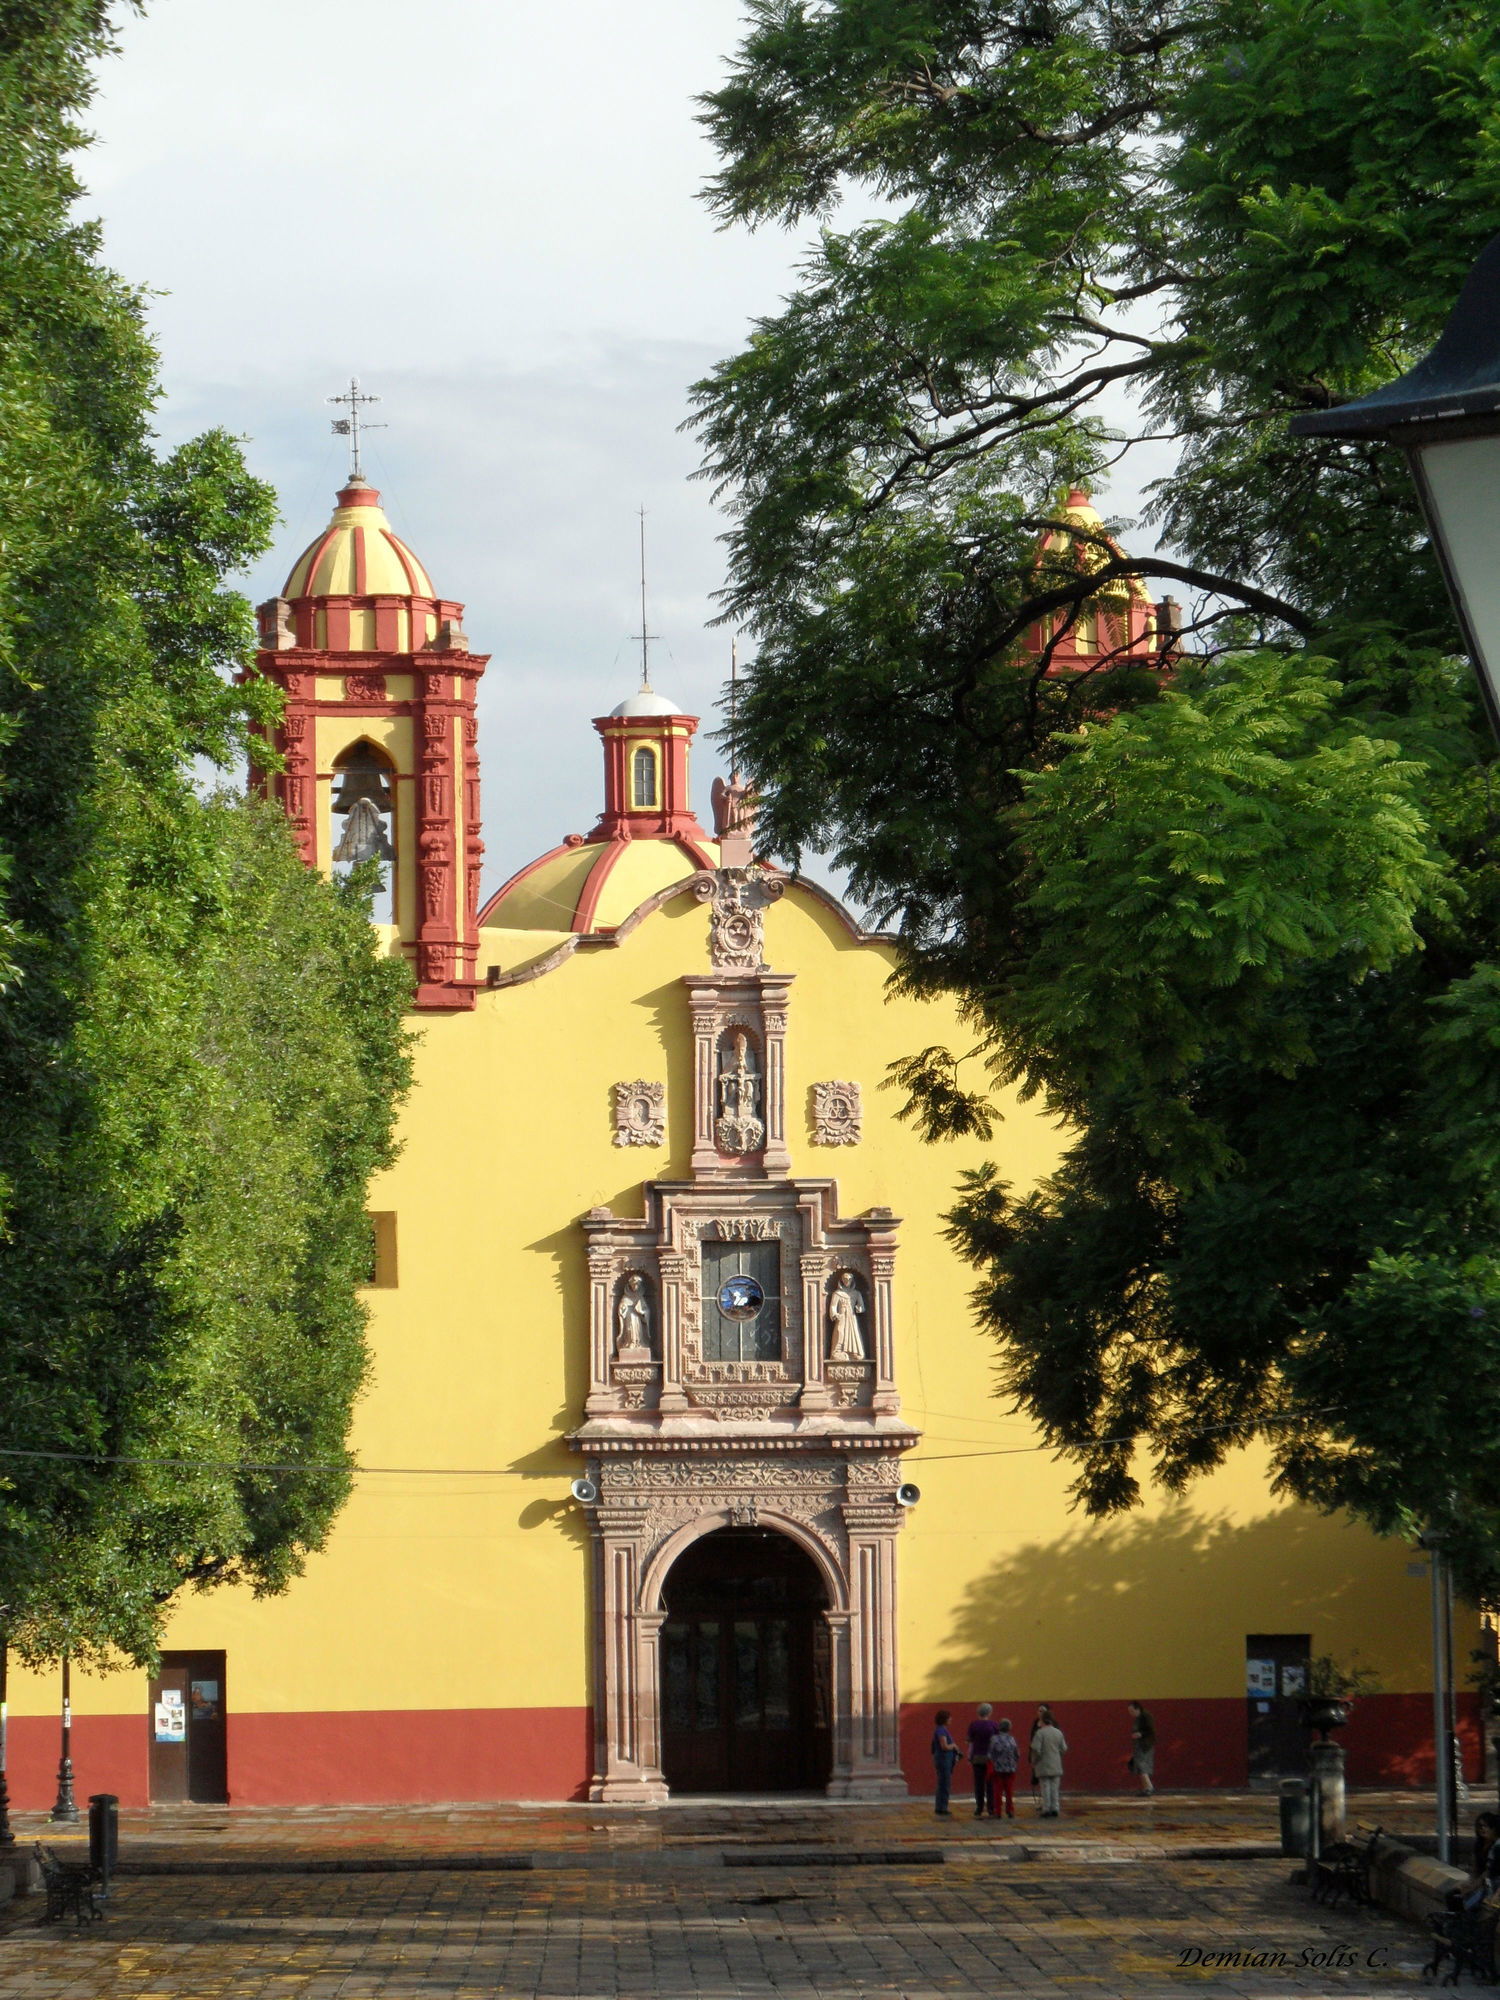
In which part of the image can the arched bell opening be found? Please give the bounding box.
[330,739,397,924]
[659,1526,832,1794]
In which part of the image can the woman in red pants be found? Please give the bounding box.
[989,1717,1021,1818]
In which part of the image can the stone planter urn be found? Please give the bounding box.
[1298,1696,1350,1742]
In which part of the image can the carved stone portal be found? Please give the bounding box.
[578,1448,913,1802]
[613,1080,666,1148]
[812,1080,863,1147]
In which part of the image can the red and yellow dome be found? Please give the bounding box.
[283,478,435,600]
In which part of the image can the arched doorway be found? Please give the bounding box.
[660,1527,832,1794]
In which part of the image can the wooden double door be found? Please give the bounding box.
[148,1650,228,1803]
[661,1528,831,1794]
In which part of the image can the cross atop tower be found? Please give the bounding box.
[328,377,386,480]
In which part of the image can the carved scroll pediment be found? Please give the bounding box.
[693,865,784,971]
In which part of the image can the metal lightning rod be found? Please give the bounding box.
[632,508,658,689]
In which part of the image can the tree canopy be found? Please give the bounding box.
[693,0,1500,1584]
[0,0,412,1665]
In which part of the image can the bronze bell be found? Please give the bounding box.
[330,745,394,816]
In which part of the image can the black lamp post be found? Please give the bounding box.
[1290,233,1500,746]
[1292,247,1500,1860]
[50,1647,78,1823]
[0,1616,12,1853]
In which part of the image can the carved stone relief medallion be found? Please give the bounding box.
[613,1079,666,1147]
[813,1080,863,1146]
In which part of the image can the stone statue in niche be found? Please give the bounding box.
[715,1029,765,1155]
[827,1270,867,1361]
[615,1273,654,1356]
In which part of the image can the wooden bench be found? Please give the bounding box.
[35,1842,107,1924]
[1426,1887,1500,1987]
[1312,1821,1384,1908]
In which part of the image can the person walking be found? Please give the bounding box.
[1027,1705,1049,1812]
[990,1716,1021,1819]
[966,1703,999,1816]
[1128,1701,1156,1796]
[1031,1705,1068,1817]
[930,1710,962,1816]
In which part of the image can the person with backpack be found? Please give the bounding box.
[989,1716,1021,1819]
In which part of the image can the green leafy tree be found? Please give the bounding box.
[693,0,1500,1585]
[0,1,412,1665]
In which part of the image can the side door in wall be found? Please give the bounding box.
[1246,1633,1311,1782]
[148,1651,227,1803]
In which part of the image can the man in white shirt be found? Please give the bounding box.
[1031,1709,1068,1817]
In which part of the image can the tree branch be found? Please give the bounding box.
[1007,523,1314,637]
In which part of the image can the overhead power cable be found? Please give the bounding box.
[0,1405,1346,1480]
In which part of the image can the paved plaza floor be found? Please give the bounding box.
[0,1794,1459,1998]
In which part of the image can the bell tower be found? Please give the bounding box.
[252,475,489,1011]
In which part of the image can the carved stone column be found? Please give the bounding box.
[689,1003,720,1176]
[461,710,484,983]
[589,1501,668,1804]
[822,1608,855,1789]
[865,1210,901,1416]
[760,976,793,1175]
[279,678,316,866]
[657,1253,691,1413]
[833,1497,907,1798]
[415,689,458,997]
[584,1242,618,1416]
[799,1250,833,1411]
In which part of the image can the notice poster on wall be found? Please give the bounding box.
[154,1693,186,1743]
[1246,1658,1277,1697]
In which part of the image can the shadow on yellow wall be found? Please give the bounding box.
[915,1503,1423,1701]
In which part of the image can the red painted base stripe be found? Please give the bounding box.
[2,1693,1476,1808]
[2,1707,592,1809]
[6,1714,150,1809]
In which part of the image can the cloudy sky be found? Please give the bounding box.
[85,0,804,891]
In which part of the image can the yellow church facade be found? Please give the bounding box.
[5,481,1448,1807]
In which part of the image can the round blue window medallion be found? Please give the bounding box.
[717,1274,765,1321]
